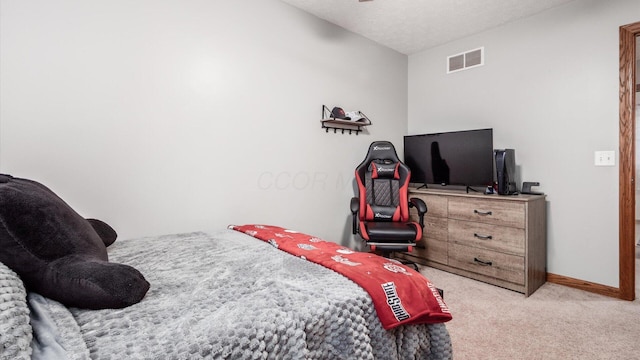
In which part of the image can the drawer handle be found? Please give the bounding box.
[473,257,493,266]
[474,233,493,240]
[474,209,492,216]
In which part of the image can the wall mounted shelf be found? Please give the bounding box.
[321,105,371,135]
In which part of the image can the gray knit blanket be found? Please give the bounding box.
[2,230,452,359]
[0,262,32,360]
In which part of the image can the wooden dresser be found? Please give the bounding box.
[396,188,547,296]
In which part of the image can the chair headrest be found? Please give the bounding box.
[369,159,399,179]
[358,141,401,176]
[366,141,400,162]
[356,141,409,183]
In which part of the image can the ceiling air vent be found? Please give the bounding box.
[447,47,484,74]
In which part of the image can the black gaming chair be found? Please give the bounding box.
[350,141,427,267]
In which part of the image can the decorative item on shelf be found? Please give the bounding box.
[321,105,371,135]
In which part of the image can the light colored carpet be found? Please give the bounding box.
[419,256,640,360]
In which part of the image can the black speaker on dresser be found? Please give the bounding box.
[494,149,517,195]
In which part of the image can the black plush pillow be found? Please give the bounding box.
[0,174,149,309]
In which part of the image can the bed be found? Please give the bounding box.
[0,174,452,359]
[1,227,452,359]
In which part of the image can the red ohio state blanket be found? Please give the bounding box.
[229,224,452,330]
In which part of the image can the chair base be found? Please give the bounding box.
[396,257,419,271]
[371,249,420,271]
[372,250,444,298]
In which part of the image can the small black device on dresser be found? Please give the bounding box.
[494,149,517,195]
[521,181,543,195]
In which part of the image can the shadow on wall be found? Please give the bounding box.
[339,178,368,252]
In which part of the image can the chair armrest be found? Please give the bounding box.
[350,197,360,234]
[350,197,360,214]
[409,197,428,228]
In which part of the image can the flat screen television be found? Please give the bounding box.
[403,128,494,189]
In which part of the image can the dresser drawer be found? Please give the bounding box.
[410,193,448,218]
[413,238,448,264]
[448,243,525,285]
[448,219,525,256]
[410,214,447,242]
[448,197,525,228]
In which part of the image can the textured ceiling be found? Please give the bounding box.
[281,0,577,55]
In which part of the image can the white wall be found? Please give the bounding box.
[4,0,634,289]
[408,0,640,287]
[0,0,408,248]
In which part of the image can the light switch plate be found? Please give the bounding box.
[594,151,615,166]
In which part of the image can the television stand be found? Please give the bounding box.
[397,188,547,296]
